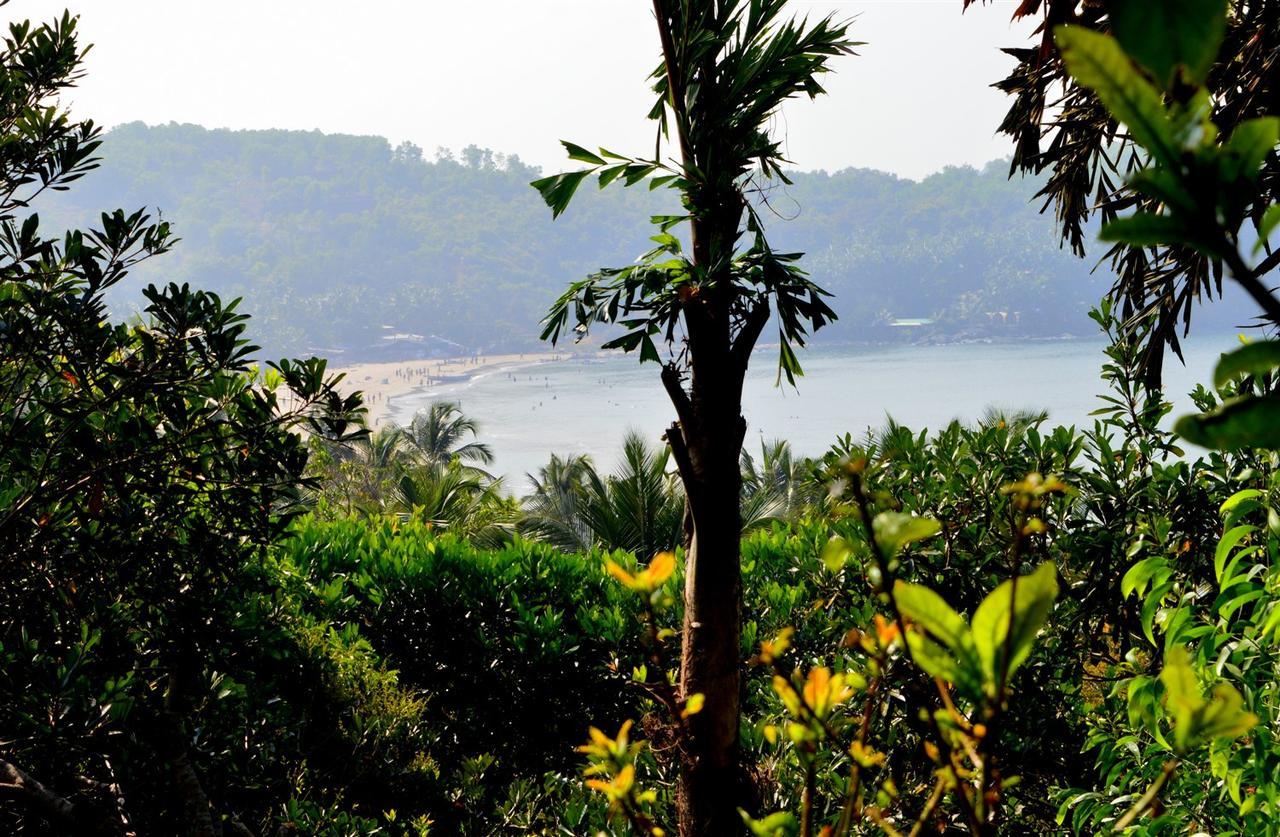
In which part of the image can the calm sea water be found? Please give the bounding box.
[388,336,1242,486]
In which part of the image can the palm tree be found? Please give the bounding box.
[404,401,494,469]
[336,424,410,469]
[311,425,412,515]
[740,438,816,528]
[578,431,684,558]
[394,460,514,548]
[520,432,684,557]
[520,453,596,553]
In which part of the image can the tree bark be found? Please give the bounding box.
[667,344,754,835]
[676,471,747,835]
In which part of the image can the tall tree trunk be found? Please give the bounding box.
[676,471,746,835]
[668,348,753,835]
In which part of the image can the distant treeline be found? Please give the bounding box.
[29,122,1242,360]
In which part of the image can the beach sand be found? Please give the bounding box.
[330,351,571,426]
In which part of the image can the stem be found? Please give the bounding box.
[906,777,947,837]
[1112,759,1178,831]
[1224,245,1280,326]
[800,758,816,837]
[849,473,986,836]
[835,670,886,836]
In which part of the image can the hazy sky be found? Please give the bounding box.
[11,1,1038,179]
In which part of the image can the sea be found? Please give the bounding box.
[387,336,1243,486]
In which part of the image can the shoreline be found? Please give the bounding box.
[328,334,1099,426]
[331,351,574,426]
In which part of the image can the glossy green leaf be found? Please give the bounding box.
[970,562,1059,693]
[1161,647,1257,752]
[1213,340,1280,387]
[893,580,969,655]
[904,631,980,698]
[1175,393,1280,450]
[1055,26,1178,167]
[872,511,941,560]
[1109,0,1227,87]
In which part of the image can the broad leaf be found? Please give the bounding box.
[1100,213,1187,248]
[741,810,798,837]
[872,511,940,560]
[1161,648,1257,751]
[893,580,969,654]
[1109,0,1227,87]
[1055,26,1178,167]
[1175,392,1280,450]
[904,632,977,698]
[820,535,853,572]
[1213,340,1280,388]
[970,562,1059,695]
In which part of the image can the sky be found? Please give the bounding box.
[10,1,1039,180]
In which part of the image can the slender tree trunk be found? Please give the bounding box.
[676,471,746,835]
[668,345,753,835]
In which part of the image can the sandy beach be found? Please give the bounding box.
[331,351,572,426]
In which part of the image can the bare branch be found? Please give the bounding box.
[0,757,81,829]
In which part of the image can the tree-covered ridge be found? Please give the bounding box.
[35,121,1140,361]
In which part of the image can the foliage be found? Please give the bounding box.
[0,7,412,834]
[308,401,518,544]
[966,0,1280,382]
[29,123,1133,360]
[272,516,653,833]
[520,431,686,557]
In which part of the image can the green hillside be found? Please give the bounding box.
[36,122,1116,360]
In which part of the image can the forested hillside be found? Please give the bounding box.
[37,122,1123,360]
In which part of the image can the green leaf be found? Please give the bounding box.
[820,536,853,572]
[1100,213,1187,247]
[1196,683,1259,743]
[1213,524,1256,583]
[1221,117,1280,183]
[740,809,798,837]
[530,170,592,219]
[1121,556,1167,600]
[970,562,1059,695]
[1175,392,1280,450]
[1109,0,1227,87]
[598,165,627,188]
[893,580,969,654]
[1129,167,1196,213]
[1213,340,1280,388]
[777,338,803,387]
[1161,647,1257,752]
[872,512,941,560]
[560,141,606,166]
[639,334,661,364]
[1055,26,1178,167]
[1255,204,1280,255]
[904,632,966,691]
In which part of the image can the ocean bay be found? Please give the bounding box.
[389,335,1241,484]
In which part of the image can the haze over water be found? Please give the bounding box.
[390,336,1243,485]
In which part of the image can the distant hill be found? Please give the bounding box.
[30,122,1238,361]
